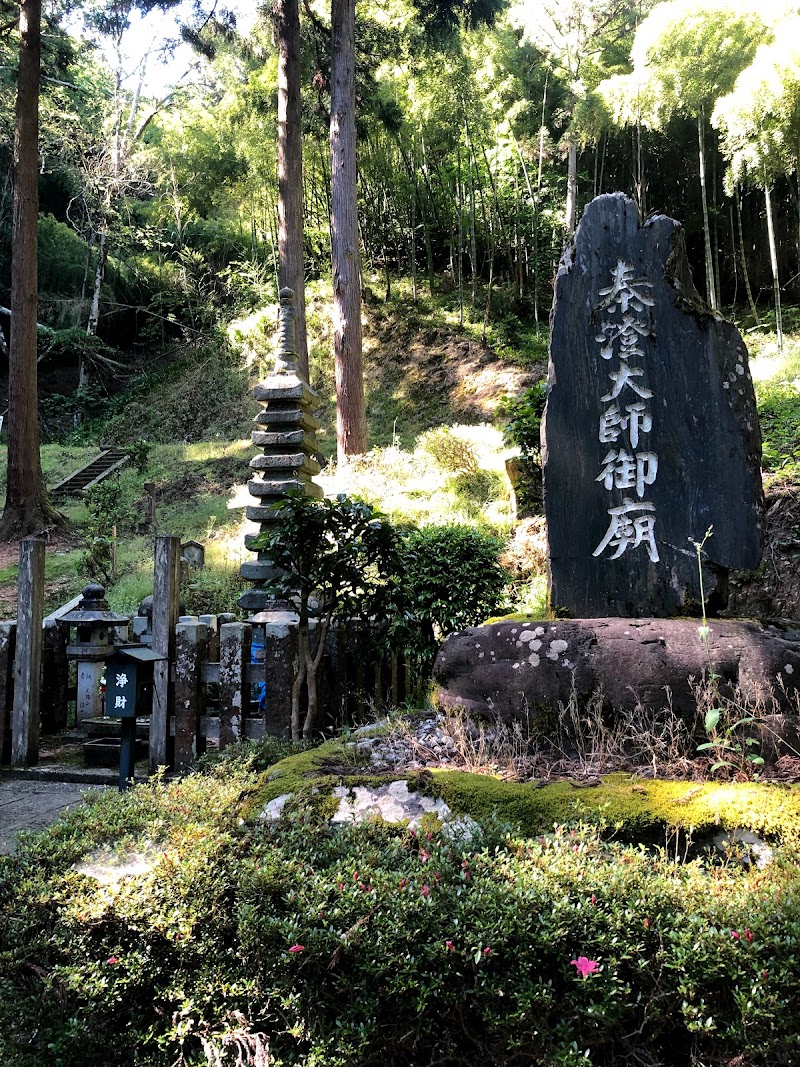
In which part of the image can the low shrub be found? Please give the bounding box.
[418,426,479,474]
[398,523,509,669]
[2,758,800,1067]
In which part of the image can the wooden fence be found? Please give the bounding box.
[0,536,423,771]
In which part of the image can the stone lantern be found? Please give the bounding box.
[61,584,130,725]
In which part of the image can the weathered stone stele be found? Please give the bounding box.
[543,193,764,617]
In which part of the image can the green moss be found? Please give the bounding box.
[239,738,405,821]
[425,770,800,840]
[246,743,800,843]
[483,612,546,624]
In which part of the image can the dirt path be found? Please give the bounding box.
[0,776,107,854]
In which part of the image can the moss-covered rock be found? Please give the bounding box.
[425,770,800,840]
[247,741,800,845]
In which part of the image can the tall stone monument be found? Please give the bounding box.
[543,194,764,617]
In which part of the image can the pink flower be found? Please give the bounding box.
[445,940,455,951]
[643,918,650,929]
[288,944,304,953]
[338,882,344,892]
[590,895,597,906]
[106,956,119,965]
[399,878,407,889]
[743,928,754,943]
[420,849,430,863]
[421,884,430,898]
[570,956,600,979]
[731,930,740,942]
[483,947,491,956]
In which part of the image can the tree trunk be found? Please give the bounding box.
[330,0,366,460]
[410,164,417,304]
[735,186,759,324]
[456,140,464,325]
[565,140,578,238]
[464,116,477,306]
[697,109,717,311]
[276,0,308,381]
[85,230,107,344]
[0,0,62,539]
[764,181,784,354]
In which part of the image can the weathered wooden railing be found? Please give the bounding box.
[0,536,425,771]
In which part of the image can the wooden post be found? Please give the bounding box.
[0,622,16,763]
[11,538,44,766]
[390,648,398,708]
[144,481,156,532]
[41,619,69,733]
[336,622,347,726]
[174,621,209,771]
[219,622,251,750]
[150,535,181,772]
[374,657,383,706]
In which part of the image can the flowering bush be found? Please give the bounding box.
[2,757,800,1066]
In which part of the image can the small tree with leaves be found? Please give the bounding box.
[250,492,405,740]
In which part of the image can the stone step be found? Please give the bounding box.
[50,448,130,498]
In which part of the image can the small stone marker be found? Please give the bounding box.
[180,540,205,569]
[543,193,764,617]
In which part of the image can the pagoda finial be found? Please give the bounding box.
[275,287,298,374]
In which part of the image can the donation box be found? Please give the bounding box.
[104,646,165,789]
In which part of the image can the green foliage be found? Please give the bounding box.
[626,0,768,123]
[4,762,800,1066]
[251,493,405,627]
[251,493,406,737]
[40,381,113,427]
[418,426,479,474]
[101,336,255,443]
[756,381,800,476]
[398,524,508,667]
[127,439,151,475]
[37,214,92,296]
[81,533,118,587]
[449,467,505,512]
[498,382,547,457]
[184,565,246,617]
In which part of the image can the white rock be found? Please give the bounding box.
[260,793,293,821]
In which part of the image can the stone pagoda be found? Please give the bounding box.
[238,288,324,734]
[239,287,323,614]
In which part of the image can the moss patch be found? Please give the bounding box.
[248,741,800,842]
[425,770,800,840]
[240,738,403,821]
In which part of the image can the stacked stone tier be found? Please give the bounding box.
[239,367,323,613]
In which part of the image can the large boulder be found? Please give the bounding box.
[433,618,800,723]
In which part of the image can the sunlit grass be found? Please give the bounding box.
[320,423,515,531]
